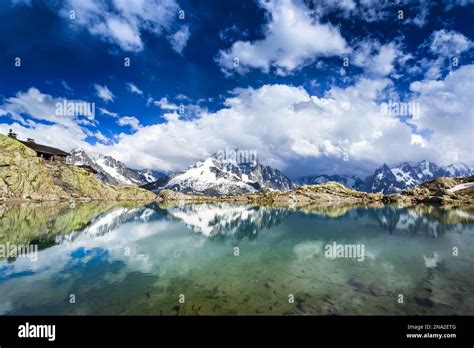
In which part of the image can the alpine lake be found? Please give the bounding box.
[1,200,473,315]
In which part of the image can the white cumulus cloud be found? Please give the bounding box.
[216,0,349,76]
[429,29,472,56]
[353,40,410,77]
[155,97,179,110]
[409,64,474,165]
[47,0,181,52]
[92,79,432,176]
[169,25,190,54]
[117,116,140,131]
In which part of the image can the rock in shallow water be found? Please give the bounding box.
[415,297,435,307]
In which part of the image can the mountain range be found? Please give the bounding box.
[142,154,295,195]
[297,160,474,194]
[67,147,473,195]
[67,148,164,186]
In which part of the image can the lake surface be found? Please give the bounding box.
[1,201,474,315]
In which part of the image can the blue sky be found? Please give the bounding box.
[0,0,473,177]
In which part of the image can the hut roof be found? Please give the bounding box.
[19,140,70,157]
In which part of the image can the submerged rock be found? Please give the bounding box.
[415,297,435,307]
[347,277,378,296]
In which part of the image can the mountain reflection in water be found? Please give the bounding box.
[0,201,473,315]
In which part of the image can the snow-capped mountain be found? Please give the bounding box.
[69,146,472,194]
[387,160,445,192]
[390,162,420,188]
[136,169,163,183]
[236,160,295,191]
[412,160,446,183]
[95,154,150,186]
[297,160,474,194]
[142,155,295,195]
[444,162,474,178]
[68,148,164,186]
[362,164,408,193]
[67,148,116,184]
[366,160,472,194]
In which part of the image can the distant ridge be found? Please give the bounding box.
[296,160,474,194]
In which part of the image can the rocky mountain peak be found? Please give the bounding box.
[142,155,294,195]
[68,148,163,186]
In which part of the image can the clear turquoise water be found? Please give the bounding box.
[1,202,473,315]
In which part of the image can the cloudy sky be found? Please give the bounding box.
[0,0,473,177]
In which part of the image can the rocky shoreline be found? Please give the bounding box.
[155,177,474,207]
